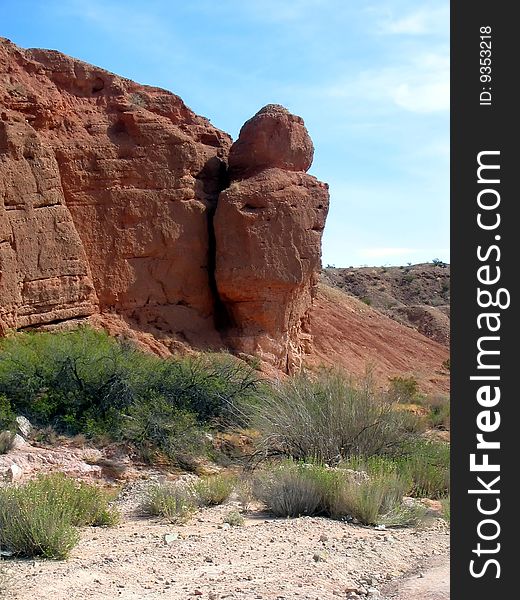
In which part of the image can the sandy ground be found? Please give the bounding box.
[2,477,450,600]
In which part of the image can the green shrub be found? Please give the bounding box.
[192,473,236,506]
[0,329,262,464]
[387,376,420,403]
[0,395,16,431]
[223,510,244,527]
[330,472,410,525]
[253,462,333,517]
[252,460,425,526]
[249,371,422,463]
[141,482,197,522]
[0,430,16,455]
[422,395,450,430]
[0,474,119,559]
[124,394,206,465]
[398,440,450,498]
[342,439,450,500]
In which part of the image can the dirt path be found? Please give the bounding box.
[3,481,450,600]
[381,555,449,600]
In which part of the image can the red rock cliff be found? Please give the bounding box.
[0,39,329,370]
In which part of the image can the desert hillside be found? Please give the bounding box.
[322,263,450,346]
[309,283,449,394]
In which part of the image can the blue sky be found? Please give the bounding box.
[2,0,449,267]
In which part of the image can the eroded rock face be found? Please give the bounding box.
[0,37,230,348]
[215,108,329,371]
[228,104,314,178]
[1,39,329,372]
[0,117,98,329]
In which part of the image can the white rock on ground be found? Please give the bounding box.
[16,416,33,438]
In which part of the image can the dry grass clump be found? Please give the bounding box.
[250,370,423,463]
[142,472,237,522]
[252,460,429,527]
[223,510,245,527]
[191,473,236,507]
[141,482,197,523]
[0,474,119,559]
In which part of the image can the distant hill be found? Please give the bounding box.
[321,263,450,346]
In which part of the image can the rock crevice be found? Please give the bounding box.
[1,39,329,372]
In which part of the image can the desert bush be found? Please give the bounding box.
[380,502,429,527]
[252,461,334,517]
[249,370,422,463]
[0,395,16,431]
[235,477,254,511]
[252,460,424,526]
[0,474,119,559]
[399,439,450,499]
[223,510,244,527]
[141,482,197,522]
[387,376,420,403]
[124,394,206,465]
[0,430,16,455]
[330,472,410,525]
[342,439,450,500]
[191,473,236,506]
[422,395,450,430]
[0,329,262,463]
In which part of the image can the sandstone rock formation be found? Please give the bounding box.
[1,39,328,372]
[215,106,329,371]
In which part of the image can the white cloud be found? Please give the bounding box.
[378,6,449,35]
[325,50,449,114]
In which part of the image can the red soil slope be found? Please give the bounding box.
[307,284,449,394]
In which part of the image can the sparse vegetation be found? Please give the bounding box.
[0,394,16,431]
[342,439,450,500]
[422,394,450,430]
[387,376,420,403]
[253,462,333,517]
[141,482,197,522]
[223,510,244,527]
[252,460,427,527]
[441,496,450,522]
[249,370,423,463]
[191,473,236,507]
[0,430,16,455]
[330,472,411,525]
[0,474,119,559]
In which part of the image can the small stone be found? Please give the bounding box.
[6,463,23,482]
[163,533,178,545]
[367,588,381,598]
[313,552,326,562]
[204,556,213,563]
[319,534,329,542]
[193,590,203,597]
